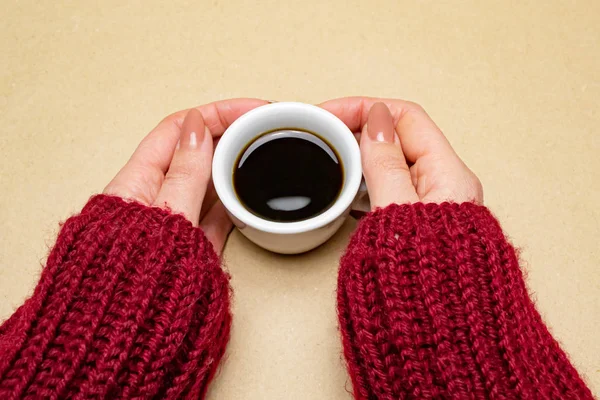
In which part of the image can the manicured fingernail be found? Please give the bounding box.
[367,102,395,143]
[181,109,206,150]
[189,132,198,149]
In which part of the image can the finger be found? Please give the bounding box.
[199,181,218,221]
[153,109,212,225]
[199,201,233,255]
[104,98,267,203]
[361,103,419,208]
[322,97,484,205]
[319,96,457,163]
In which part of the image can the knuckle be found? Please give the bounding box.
[166,167,195,184]
[159,110,183,126]
[368,154,409,174]
[154,110,187,133]
[404,101,426,114]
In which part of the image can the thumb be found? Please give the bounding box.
[361,102,419,209]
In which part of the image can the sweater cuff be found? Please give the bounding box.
[349,202,505,255]
[0,194,231,399]
[77,194,221,273]
[80,194,204,235]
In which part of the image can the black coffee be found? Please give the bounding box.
[233,130,343,222]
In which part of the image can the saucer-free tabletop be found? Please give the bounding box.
[1,1,598,398]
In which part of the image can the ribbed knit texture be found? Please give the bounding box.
[338,202,593,400]
[0,195,231,399]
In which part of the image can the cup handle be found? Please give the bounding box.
[351,179,371,218]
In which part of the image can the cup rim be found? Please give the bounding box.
[212,102,361,235]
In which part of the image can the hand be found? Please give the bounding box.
[104,98,268,253]
[320,97,483,209]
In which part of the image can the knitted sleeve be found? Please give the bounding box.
[338,202,593,399]
[0,195,231,399]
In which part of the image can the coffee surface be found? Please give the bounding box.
[233,130,343,222]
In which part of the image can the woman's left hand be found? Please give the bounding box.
[320,97,483,208]
[104,98,268,253]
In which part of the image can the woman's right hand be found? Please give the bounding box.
[320,97,483,209]
[103,98,268,253]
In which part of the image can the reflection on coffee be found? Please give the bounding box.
[233,129,343,222]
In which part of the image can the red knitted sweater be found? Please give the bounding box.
[0,195,593,399]
[338,202,593,399]
[0,196,231,399]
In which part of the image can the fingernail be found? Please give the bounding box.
[181,109,205,150]
[189,132,198,149]
[267,100,278,103]
[367,102,395,143]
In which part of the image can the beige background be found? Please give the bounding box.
[1,1,599,398]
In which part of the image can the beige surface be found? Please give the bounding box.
[1,1,599,398]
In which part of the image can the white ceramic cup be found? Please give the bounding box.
[212,102,362,254]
